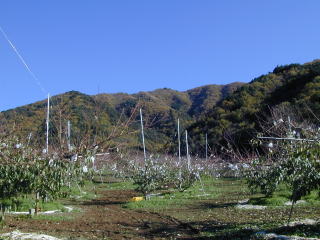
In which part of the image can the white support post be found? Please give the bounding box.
[46,93,50,154]
[288,116,292,135]
[178,118,181,162]
[140,108,147,162]
[67,120,71,151]
[177,119,182,185]
[186,130,190,171]
[27,132,32,146]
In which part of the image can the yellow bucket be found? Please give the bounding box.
[131,196,144,202]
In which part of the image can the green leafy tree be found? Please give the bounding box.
[0,136,95,215]
[247,107,320,221]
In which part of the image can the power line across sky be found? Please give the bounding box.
[1,1,320,111]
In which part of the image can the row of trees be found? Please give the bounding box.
[189,61,320,154]
[247,106,320,220]
[0,134,97,215]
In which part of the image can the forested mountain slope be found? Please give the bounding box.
[0,82,243,153]
[189,60,320,153]
[3,60,320,155]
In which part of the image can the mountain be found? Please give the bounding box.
[189,60,320,154]
[4,59,320,156]
[0,82,243,153]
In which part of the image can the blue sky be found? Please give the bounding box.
[0,1,320,111]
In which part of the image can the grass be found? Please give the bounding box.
[2,176,319,239]
[107,180,135,190]
[247,184,291,206]
[0,180,103,214]
[0,197,66,212]
[124,177,234,211]
[15,213,75,221]
[68,183,98,201]
[31,214,75,221]
[0,180,101,224]
[302,190,320,204]
[118,176,320,239]
[123,176,249,211]
[248,185,320,207]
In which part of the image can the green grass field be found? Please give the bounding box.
[1,176,319,239]
[110,176,320,239]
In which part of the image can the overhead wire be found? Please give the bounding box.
[0,25,47,95]
[0,25,53,148]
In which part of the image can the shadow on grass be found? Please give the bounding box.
[195,201,239,209]
[185,220,258,240]
[92,177,123,184]
[81,199,128,206]
[116,219,200,239]
[182,220,320,240]
[116,215,261,239]
[271,223,320,238]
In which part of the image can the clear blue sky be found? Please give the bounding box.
[1,1,320,111]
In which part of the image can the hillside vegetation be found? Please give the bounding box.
[189,60,320,153]
[0,83,243,153]
[2,60,320,155]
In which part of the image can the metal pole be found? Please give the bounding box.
[46,93,50,154]
[67,120,71,151]
[178,119,181,162]
[27,132,32,146]
[140,108,147,162]
[288,116,292,134]
[186,130,190,171]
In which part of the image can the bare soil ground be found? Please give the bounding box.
[2,189,198,240]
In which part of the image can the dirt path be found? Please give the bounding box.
[2,189,199,239]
